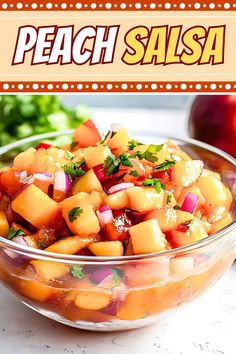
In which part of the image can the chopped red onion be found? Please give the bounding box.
[181,192,199,214]
[15,171,28,183]
[96,207,114,227]
[54,170,71,193]
[34,172,54,183]
[93,164,106,182]
[108,182,134,195]
[90,267,113,284]
[4,236,28,260]
[99,205,111,213]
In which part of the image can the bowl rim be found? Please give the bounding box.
[0,130,235,265]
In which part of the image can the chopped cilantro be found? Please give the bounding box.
[174,205,181,210]
[130,144,164,163]
[129,170,139,177]
[104,153,133,176]
[111,131,117,139]
[38,240,46,248]
[111,268,121,286]
[167,194,172,205]
[127,139,143,150]
[182,219,194,226]
[8,228,25,240]
[68,207,83,222]
[142,178,165,193]
[155,159,176,171]
[70,139,77,150]
[63,162,85,179]
[99,130,111,145]
[65,150,75,160]
[71,266,84,279]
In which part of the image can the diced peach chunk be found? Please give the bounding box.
[13,148,36,172]
[83,145,110,168]
[104,190,129,210]
[30,260,69,282]
[75,290,111,310]
[72,169,102,194]
[20,279,54,302]
[0,211,9,237]
[127,186,164,212]
[171,160,204,187]
[130,219,167,254]
[11,184,60,228]
[107,128,131,151]
[89,241,124,256]
[45,235,97,254]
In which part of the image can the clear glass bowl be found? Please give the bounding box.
[0,131,235,332]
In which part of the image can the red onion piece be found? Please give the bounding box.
[111,123,123,132]
[101,301,119,316]
[93,164,106,182]
[108,182,134,195]
[181,192,199,214]
[96,207,114,227]
[34,172,54,183]
[15,171,28,183]
[90,267,113,284]
[99,205,111,213]
[4,236,28,260]
[54,170,71,193]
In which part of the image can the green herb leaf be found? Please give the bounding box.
[104,153,133,176]
[99,130,111,145]
[111,268,121,287]
[174,205,181,210]
[63,162,85,179]
[65,150,75,160]
[155,159,176,171]
[38,240,47,248]
[8,228,25,240]
[130,144,164,163]
[111,131,117,139]
[71,266,84,279]
[70,139,77,150]
[119,153,133,167]
[68,207,83,223]
[167,194,172,205]
[142,178,165,193]
[127,140,143,150]
[129,170,139,177]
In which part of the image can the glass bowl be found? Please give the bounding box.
[0,131,235,332]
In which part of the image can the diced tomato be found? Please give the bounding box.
[0,168,22,197]
[152,167,173,184]
[36,142,52,150]
[35,228,57,248]
[101,211,131,242]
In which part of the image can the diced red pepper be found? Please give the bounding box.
[36,142,52,150]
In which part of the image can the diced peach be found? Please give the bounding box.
[11,184,60,228]
[73,119,101,148]
[72,169,102,194]
[30,260,69,282]
[196,175,233,211]
[47,147,67,164]
[170,219,208,248]
[103,190,129,210]
[0,168,22,197]
[107,128,131,152]
[117,289,151,320]
[75,290,111,310]
[210,213,233,234]
[45,235,98,254]
[127,186,164,212]
[61,193,100,236]
[171,160,204,187]
[145,208,178,232]
[19,279,54,302]
[0,211,9,237]
[28,149,47,175]
[89,241,124,256]
[130,219,167,254]
[13,148,36,172]
[83,145,111,168]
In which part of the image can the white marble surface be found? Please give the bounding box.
[0,108,235,354]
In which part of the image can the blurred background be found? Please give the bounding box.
[0,95,235,158]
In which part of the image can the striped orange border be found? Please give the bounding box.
[1,81,235,92]
[0,1,235,11]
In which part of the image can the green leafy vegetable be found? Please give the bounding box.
[38,240,47,248]
[0,96,90,147]
[129,170,139,177]
[65,150,75,160]
[167,193,172,205]
[142,179,165,193]
[8,228,25,240]
[104,153,133,176]
[63,162,85,179]
[127,139,143,150]
[155,159,176,171]
[70,139,77,150]
[174,205,181,210]
[71,266,84,279]
[130,144,164,163]
[68,207,83,222]
[111,268,121,286]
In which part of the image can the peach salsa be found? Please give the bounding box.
[0,120,234,326]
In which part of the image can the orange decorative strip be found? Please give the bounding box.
[0,1,235,11]
[0,81,235,92]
